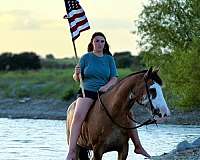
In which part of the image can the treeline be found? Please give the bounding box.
[0,52,77,71]
[0,52,143,71]
[0,52,41,71]
[113,51,144,71]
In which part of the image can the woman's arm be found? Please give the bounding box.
[99,77,118,92]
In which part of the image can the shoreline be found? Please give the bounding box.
[0,97,71,120]
[0,97,200,125]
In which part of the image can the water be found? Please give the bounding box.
[0,118,199,160]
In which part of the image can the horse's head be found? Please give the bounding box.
[130,67,170,119]
[144,67,170,119]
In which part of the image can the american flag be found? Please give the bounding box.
[64,0,90,41]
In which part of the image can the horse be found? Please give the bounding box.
[66,67,170,160]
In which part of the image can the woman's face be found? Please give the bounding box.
[92,36,105,53]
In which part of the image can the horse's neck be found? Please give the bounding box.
[104,74,142,114]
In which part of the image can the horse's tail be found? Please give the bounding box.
[77,145,90,160]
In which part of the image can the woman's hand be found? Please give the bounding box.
[73,64,81,81]
[99,86,109,93]
[74,64,81,75]
[99,77,118,93]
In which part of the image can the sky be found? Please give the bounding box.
[0,0,147,58]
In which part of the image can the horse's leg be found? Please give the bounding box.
[92,152,103,160]
[92,147,103,160]
[78,145,90,160]
[117,143,128,160]
[76,144,80,160]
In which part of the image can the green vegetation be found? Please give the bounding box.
[0,52,41,71]
[0,68,132,101]
[136,0,200,110]
[41,57,76,69]
[113,52,145,70]
[136,0,200,53]
[143,40,200,110]
[0,69,76,100]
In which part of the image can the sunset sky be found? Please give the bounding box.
[0,0,147,58]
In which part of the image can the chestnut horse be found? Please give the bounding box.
[66,68,170,160]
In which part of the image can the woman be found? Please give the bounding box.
[66,32,150,160]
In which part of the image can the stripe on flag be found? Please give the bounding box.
[64,0,90,41]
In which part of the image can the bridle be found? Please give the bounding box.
[97,77,158,130]
[144,78,162,118]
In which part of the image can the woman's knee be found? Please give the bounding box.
[73,98,94,122]
[73,111,85,123]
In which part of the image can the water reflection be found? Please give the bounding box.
[0,118,199,160]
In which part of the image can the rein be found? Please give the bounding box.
[97,84,157,130]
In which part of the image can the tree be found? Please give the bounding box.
[113,51,133,68]
[11,52,41,70]
[135,0,200,109]
[0,52,12,70]
[46,54,55,59]
[136,0,200,53]
[163,39,200,109]
[0,52,41,71]
[113,51,145,70]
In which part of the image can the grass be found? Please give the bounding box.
[0,68,133,100]
[0,69,77,100]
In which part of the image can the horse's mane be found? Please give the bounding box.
[119,70,147,81]
[106,69,163,94]
[119,69,163,86]
[106,70,147,92]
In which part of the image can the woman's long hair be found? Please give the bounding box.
[87,32,112,55]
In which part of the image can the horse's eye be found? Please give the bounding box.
[149,88,156,99]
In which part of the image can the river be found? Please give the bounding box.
[0,118,200,160]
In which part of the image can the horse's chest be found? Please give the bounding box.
[103,128,128,150]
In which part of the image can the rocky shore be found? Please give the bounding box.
[0,97,200,159]
[0,97,72,120]
[151,137,200,160]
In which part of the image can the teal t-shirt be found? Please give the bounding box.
[79,52,118,92]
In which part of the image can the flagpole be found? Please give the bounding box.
[72,40,85,97]
[63,0,90,98]
[72,40,78,62]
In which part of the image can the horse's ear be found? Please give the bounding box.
[144,66,153,80]
[153,65,160,73]
[153,68,159,73]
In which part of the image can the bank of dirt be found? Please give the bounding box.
[0,97,72,120]
[0,97,200,125]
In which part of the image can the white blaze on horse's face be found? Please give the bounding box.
[150,82,170,117]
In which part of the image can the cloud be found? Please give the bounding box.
[0,10,63,31]
[0,9,135,33]
[0,9,136,34]
[90,18,133,30]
